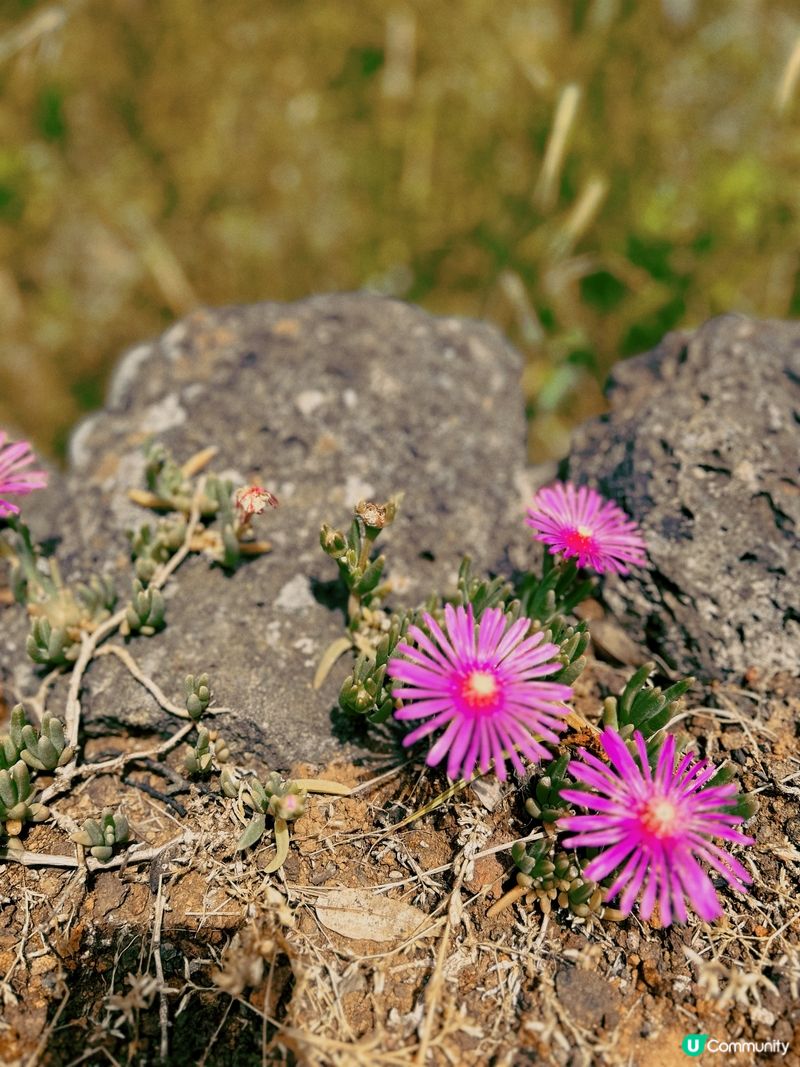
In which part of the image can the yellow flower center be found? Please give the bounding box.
[640,796,680,838]
[461,669,499,710]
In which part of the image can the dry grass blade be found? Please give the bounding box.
[776,36,800,113]
[534,83,582,212]
[0,2,82,65]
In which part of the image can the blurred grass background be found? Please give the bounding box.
[1,0,800,461]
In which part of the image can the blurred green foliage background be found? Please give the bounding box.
[1,0,799,459]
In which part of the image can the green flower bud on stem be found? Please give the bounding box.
[320,524,348,559]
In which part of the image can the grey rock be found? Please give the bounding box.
[1,294,531,768]
[567,313,800,681]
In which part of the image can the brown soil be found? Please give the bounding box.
[1,656,799,1067]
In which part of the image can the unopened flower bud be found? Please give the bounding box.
[268,788,307,822]
[320,524,348,558]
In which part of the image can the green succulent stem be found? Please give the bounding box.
[517,552,594,628]
[320,498,399,628]
[601,664,695,752]
[6,516,59,602]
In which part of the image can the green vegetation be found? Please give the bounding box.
[1,0,799,457]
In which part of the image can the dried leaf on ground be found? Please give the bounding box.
[316,888,431,943]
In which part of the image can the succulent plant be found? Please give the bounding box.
[456,557,514,619]
[233,772,309,851]
[122,580,165,636]
[144,441,194,511]
[324,528,385,597]
[243,772,308,823]
[9,557,28,604]
[705,762,760,821]
[320,497,399,623]
[129,518,186,583]
[510,840,622,921]
[319,524,348,559]
[547,616,590,687]
[9,515,118,662]
[516,553,594,628]
[601,662,694,747]
[184,726,230,776]
[0,760,49,836]
[220,765,241,799]
[70,808,131,862]
[511,838,556,883]
[202,473,235,518]
[261,773,308,823]
[74,574,117,621]
[26,616,79,666]
[203,475,235,518]
[6,518,59,607]
[338,613,411,723]
[218,522,242,570]
[184,673,212,720]
[524,752,572,824]
[0,705,27,770]
[18,711,74,771]
[138,441,223,516]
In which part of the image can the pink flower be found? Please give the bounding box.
[526,481,647,574]
[234,485,279,525]
[0,432,48,518]
[388,604,572,781]
[559,729,753,926]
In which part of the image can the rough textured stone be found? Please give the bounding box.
[567,313,800,682]
[1,294,532,767]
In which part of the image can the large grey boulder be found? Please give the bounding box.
[567,314,800,682]
[1,295,531,767]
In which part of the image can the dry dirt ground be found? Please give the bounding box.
[1,646,799,1067]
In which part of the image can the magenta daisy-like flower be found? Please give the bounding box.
[559,729,753,926]
[0,432,48,518]
[387,604,573,781]
[526,481,647,574]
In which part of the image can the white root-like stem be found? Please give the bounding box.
[1,833,191,873]
[61,484,206,754]
[40,720,196,805]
